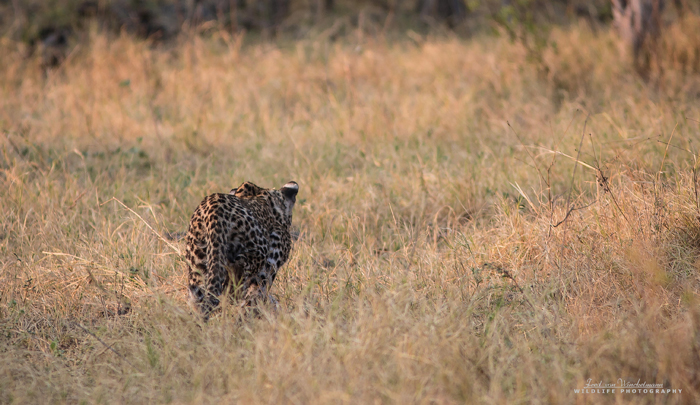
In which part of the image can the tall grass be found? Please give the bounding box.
[1,19,700,403]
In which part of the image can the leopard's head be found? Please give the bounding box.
[231,180,298,227]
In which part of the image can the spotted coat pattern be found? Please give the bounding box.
[185,181,298,317]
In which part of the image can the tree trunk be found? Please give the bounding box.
[611,0,665,58]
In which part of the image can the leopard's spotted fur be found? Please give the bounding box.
[185,181,298,317]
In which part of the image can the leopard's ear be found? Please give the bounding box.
[280,181,298,202]
[230,182,246,194]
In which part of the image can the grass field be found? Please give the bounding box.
[2,18,700,403]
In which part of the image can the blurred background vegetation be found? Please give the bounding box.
[0,1,633,52]
[1,0,620,43]
[4,0,698,75]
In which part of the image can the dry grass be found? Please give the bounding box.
[2,19,700,404]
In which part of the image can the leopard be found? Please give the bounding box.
[185,180,298,318]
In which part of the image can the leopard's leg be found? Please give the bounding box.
[187,264,206,305]
[195,216,238,318]
[226,242,267,308]
[200,243,230,318]
[260,284,279,312]
[186,232,210,316]
[249,264,278,310]
[264,262,278,298]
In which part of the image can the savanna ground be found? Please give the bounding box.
[2,15,700,404]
